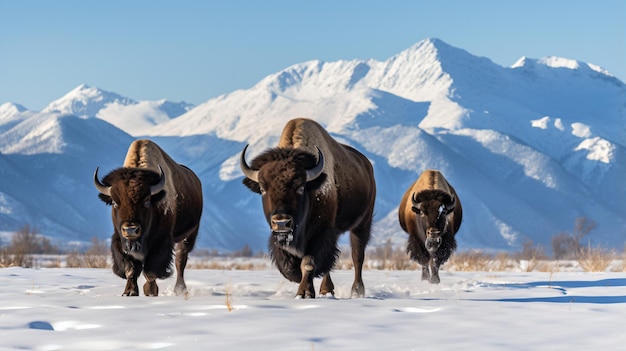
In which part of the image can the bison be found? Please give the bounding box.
[94,139,203,296]
[240,118,376,298]
[398,170,462,284]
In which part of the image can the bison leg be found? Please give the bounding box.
[319,273,335,296]
[143,272,159,296]
[428,258,440,284]
[407,235,435,282]
[421,266,431,281]
[296,255,316,299]
[174,233,197,297]
[349,228,370,298]
[123,271,140,296]
[428,234,457,284]
[112,232,142,296]
[122,260,142,296]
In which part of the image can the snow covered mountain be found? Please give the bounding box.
[1,38,624,253]
[41,84,194,136]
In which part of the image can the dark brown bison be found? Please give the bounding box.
[94,139,203,296]
[398,170,462,284]
[240,118,376,298]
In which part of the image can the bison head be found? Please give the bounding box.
[94,166,166,257]
[240,145,326,256]
[411,190,456,254]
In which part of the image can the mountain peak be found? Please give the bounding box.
[42,84,136,118]
[511,56,620,83]
[411,37,454,52]
[0,102,32,133]
[0,102,28,115]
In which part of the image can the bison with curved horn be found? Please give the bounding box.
[241,118,376,298]
[94,139,203,296]
[398,170,462,284]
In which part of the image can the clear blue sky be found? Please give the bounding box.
[1,0,624,110]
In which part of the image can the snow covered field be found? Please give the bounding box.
[1,267,624,350]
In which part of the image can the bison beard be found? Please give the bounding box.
[124,239,142,257]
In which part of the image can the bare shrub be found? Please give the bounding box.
[552,217,596,259]
[225,281,234,312]
[493,252,518,271]
[551,232,578,260]
[578,245,614,272]
[447,250,493,271]
[0,246,28,268]
[357,239,394,270]
[82,237,109,268]
[521,258,557,272]
[354,240,417,270]
[514,239,549,272]
[231,244,254,258]
[65,253,83,268]
[11,225,60,254]
[518,239,548,260]
[66,237,109,268]
[0,225,61,267]
[388,248,417,270]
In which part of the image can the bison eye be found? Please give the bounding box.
[112,201,118,209]
[411,206,421,215]
[260,187,267,195]
[296,185,305,196]
[144,200,151,208]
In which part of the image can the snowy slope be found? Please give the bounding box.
[0,102,33,134]
[0,112,135,243]
[0,38,624,252]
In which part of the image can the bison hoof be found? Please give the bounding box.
[429,275,441,284]
[295,293,314,299]
[319,289,335,297]
[296,286,316,299]
[351,282,365,298]
[143,282,159,296]
[174,282,188,296]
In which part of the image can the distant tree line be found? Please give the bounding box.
[0,225,108,268]
[0,217,618,272]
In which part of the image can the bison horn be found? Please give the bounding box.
[240,144,259,183]
[93,167,111,197]
[306,146,325,182]
[150,165,166,196]
[411,192,419,204]
[446,194,456,212]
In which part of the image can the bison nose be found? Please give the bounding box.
[426,228,441,236]
[121,224,141,239]
[271,214,293,232]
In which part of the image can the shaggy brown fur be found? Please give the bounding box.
[398,170,462,284]
[242,118,376,298]
[95,140,203,297]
